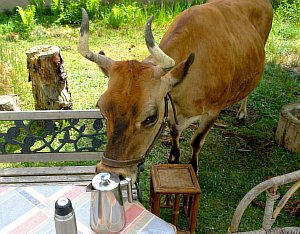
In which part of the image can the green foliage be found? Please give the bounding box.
[50,0,83,24]
[266,0,300,65]
[103,3,142,28]
[84,0,101,19]
[275,0,300,23]
[16,5,36,35]
[51,0,64,16]
[101,0,201,28]
[56,1,82,24]
[51,0,101,24]
[29,0,45,15]
[0,20,19,35]
[146,1,192,24]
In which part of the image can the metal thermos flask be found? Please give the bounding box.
[54,197,78,234]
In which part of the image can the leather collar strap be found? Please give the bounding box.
[101,155,145,168]
[101,94,176,168]
[142,95,169,159]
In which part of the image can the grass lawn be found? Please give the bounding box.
[0,1,299,233]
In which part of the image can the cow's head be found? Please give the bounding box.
[78,9,194,182]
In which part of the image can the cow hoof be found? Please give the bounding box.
[167,155,179,164]
[236,112,248,124]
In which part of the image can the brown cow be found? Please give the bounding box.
[78,0,273,182]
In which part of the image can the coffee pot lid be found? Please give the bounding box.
[92,172,120,191]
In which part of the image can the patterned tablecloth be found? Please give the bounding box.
[0,185,176,234]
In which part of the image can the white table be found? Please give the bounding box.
[0,185,176,234]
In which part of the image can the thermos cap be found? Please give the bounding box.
[55,197,73,216]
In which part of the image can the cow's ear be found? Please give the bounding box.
[162,53,195,87]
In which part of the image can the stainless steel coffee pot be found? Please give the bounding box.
[86,172,133,234]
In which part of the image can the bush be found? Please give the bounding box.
[55,1,82,24]
[84,0,100,19]
[51,0,64,16]
[51,0,101,25]
[275,0,300,23]
[29,0,45,16]
[103,3,142,28]
[16,5,36,36]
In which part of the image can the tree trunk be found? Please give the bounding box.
[26,45,72,110]
[275,103,300,153]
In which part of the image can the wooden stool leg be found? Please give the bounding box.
[183,195,189,215]
[172,195,180,228]
[189,194,200,234]
[149,176,154,210]
[166,195,171,206]
[187,195,193,217]
[152,193,161,216]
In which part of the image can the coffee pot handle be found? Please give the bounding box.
[126,176,133,203]
[120,176,133,203]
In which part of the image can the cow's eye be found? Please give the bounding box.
[141,113,158,126]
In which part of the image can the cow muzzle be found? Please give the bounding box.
[96,161,139,184]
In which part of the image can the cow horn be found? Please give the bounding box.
[145,16,175,69]
[78,9,113,69]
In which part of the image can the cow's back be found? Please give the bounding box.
[207,0,273,44]
[159,0,273,116]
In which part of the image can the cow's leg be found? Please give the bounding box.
[189,112,220,173]
[168,124,181,164]
[237,96,248,122]
[167,115,195,164]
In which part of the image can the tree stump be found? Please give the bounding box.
[26,45,72,110]
[275,103,300,153]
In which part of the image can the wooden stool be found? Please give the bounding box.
[150,164,201,234]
